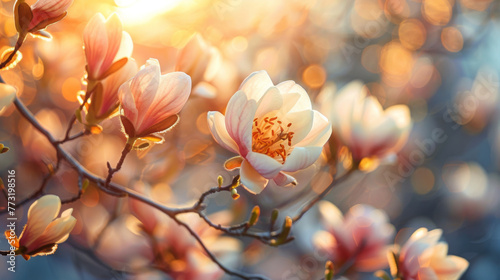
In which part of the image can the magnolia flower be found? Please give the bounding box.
[175,34,220,98]
[321,81,411,164]
[207,70,332,194]
[0,83,16,114]
[119,59,191,143]
[84,13,133,81]
[313,201,395,272]
[5,195,76,260]
[14,0,73,36]
[85,59,137,125]
[395,228,469,280]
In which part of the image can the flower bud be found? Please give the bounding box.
[217,175,223,188]
[248,206,260,227]
[325,261,334,280]
[231,188,240,200]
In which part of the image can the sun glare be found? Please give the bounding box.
[115,0,183,25]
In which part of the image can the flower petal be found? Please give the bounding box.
[245,151,282,179]
[283,109,314,145]
[0,83,16,114]
[282,146,323,172]
[272,172,297,187]
[225,90,257,157]
[19,195,61,248]
[84,13,107,79]
[255,86,283,118]
[276,80,311,112]
[239,70,274,101]
[207,111,239,153]
[295,110,332,147]
[239,159,268,194]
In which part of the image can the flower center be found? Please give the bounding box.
[252,115,294,163]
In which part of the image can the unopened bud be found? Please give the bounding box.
[75,108,82,123]
[276,216,292,244]
[270,209,279,226]
[248,206,260,227]
[231,188,240,200]
[325,261,334,280]
[82,178,90,193]
[231,175,240,189]
[217,175,223,188]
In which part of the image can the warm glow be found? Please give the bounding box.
[115,0,183,25]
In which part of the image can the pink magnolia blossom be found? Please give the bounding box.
[322,81,412,163]
[207,70,332,194]
[22,0,73,32]
[119,58,191,141]
[313,201,395,272]
[85,58,137,124]
[8,195,76,260]
[84,13,133,80]
[397,228,469,280]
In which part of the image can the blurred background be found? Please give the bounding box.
[0,0,499,279]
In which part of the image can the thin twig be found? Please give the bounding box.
[292,168,356,223]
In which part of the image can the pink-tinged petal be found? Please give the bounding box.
[276,80,311,112]
[272,172,297,187]
[225,90,257,157]
[239,159,268,194]
[148,71,191,117]
[429,243,469,279]
[239,70,274,101]
[99,58,137,117]
[128,59,160,131]
[114,31,133,62]
[245,151,282,179]
[118,81,138,124]
[356,245,391,272]
[19,195,61,248]
[207,111,238,153]
[358,96,384,125]
[84,13,108,79]
[295,110,332,147]
[282,146,322,172]
[0,83,16,114]
[254,86,283,118]
[283,109,314,144]
[29,0,73,30]
[100,13,123,78]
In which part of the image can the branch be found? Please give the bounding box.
[0,34,25,70]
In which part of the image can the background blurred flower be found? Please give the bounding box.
[395,228,469,280]
[207,70,332,194]
[12,195,76,260]
[119,58,191,143]
[313,201,395,272]
[323,81,412,166]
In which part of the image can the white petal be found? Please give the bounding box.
[239,159,268,194]
[318,201,344,230]
[207,111,238,153]
[295,110,332,147]
[272,172,297,187]
[225,90,257,156]
[255,86,283,118]
[276,80,311,112]
[239,70,274,101]
[245,151,282,179]
[282,146,323,172]
[283,109,314,145]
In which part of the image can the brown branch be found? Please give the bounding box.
[292,168,356,223]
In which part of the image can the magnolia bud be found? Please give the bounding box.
[231,188,240,200]
[325,261,334,280]
[248,206,260,227]
[217,175,223,188]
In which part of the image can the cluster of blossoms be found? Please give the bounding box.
[0,0,471,279]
